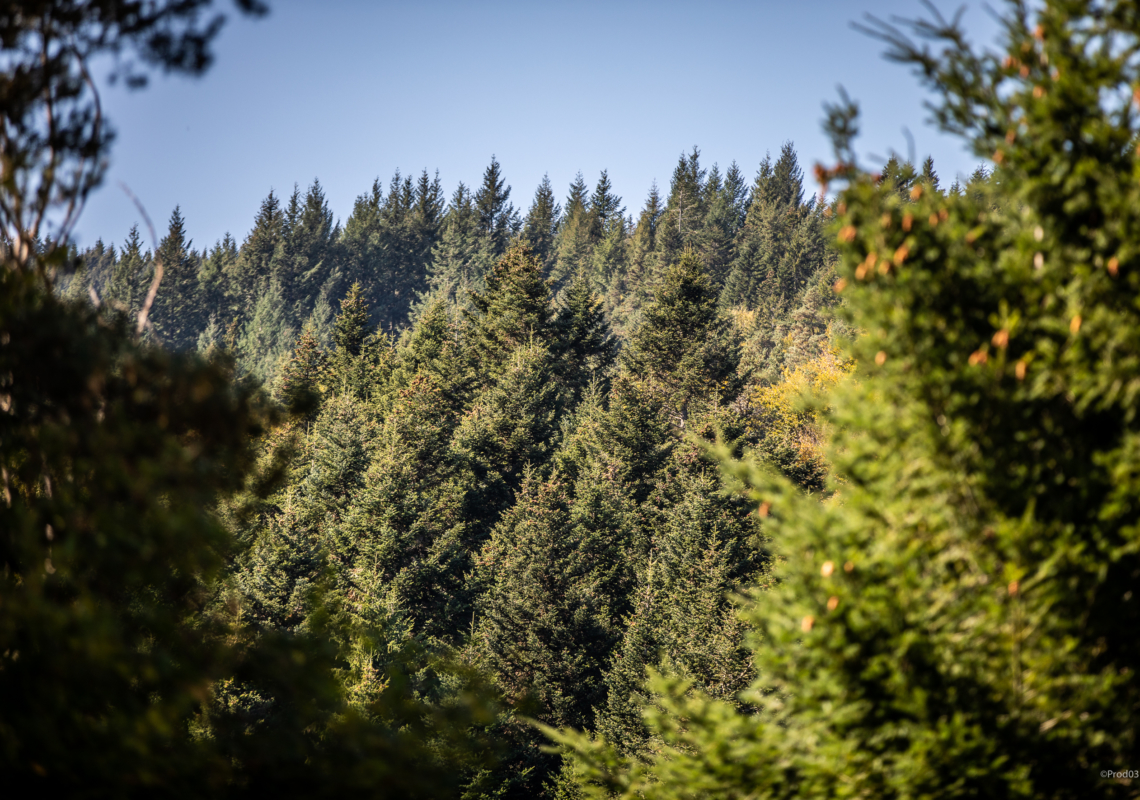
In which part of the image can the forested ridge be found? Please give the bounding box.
[4,1,1140,798]
[58,143,865,796]
[60,145,851,382]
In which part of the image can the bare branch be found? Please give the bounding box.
[119,182,163,336]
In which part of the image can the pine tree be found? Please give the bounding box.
[472,469,628,800]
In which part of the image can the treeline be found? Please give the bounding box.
[64,145,855,386]
[62,142,870,796]
[57,145,992,798]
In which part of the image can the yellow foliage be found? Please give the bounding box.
[728,305,758,337]
[744,342,855,485]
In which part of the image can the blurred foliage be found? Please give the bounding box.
[554,1,1140,798]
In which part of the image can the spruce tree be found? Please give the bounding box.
[238,275,295,382]
[606,183,663,337]
[620,249,743,429]
[551,172,595,290]
[466,240,553,379]
[231,189,283,319]
[151,206,203,349]
[557,4,1140,798]
[423,182,495,309]
[474,471,618,731]
[449,341,561,525]
[524,173,562,273]
[105,224,147,316]
[552,270,618,406]
[475,155,517,257]
[336,371,471,641]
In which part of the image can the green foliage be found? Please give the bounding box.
[557,3,1140,799]
[621,249,743,428]
[151,206,205,349]
[423,182,496,310]
[524,174,562,273]
[466,240,554,379]
[475,155,518,258]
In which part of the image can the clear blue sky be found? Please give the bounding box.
[76,0,1002,250]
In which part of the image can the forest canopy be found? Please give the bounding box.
[2,1,1138,798]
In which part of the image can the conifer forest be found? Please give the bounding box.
[3,2,1140,798]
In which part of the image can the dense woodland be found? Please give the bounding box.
[58,143,873,796]
[4,1,1140,798]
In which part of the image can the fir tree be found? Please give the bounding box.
[422,182,495,310]
[524,173,561,273]
[620,249,743,428]
[105,224,147,316]
[466,240,553,379]
[151,206,203,349]
[475,155,517,257]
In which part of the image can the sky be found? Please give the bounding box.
[74,0,1004,251]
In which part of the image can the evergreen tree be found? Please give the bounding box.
[276,325,327,409]
[198,232,236,329]
[558,5,1140,798]
[336,370,471,641]
[474,471,619,732]
[151,206,203,349]
[238,275,295,382]
[105,224,147,316]
[606,183,663,338]
[475,155,517,257]
[524,173,561,273]
[589,170,623,239]
[231,189,283,319]
[279,179,338,319]
[552,271,618,406]
[620,250,743,428]
[466,240,553,379]
[919,155,941,192]
[551,172,594,290]
[423,182,495,310]
[879,154,917,197]
[449,341,561,526]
